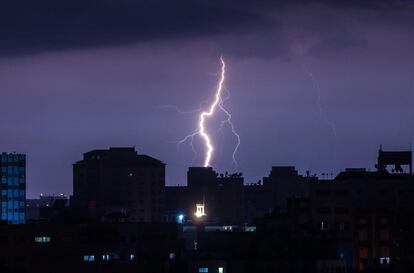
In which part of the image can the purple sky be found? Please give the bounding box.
[1,1,414,197]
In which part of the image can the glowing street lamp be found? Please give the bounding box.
[178,214,184,224]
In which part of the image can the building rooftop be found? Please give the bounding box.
[75,147,165,167]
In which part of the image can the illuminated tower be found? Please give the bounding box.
[0,153,26,224]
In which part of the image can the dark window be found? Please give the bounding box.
[334,207,349,214]
[334,190,350,196]
[316,207,331,214]
[316,190,330,196]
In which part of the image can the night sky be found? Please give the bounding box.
[1,1,414,197]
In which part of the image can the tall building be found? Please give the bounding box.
[261,166,312,212]
[71,147,165,222]
[0,152,26,224]
[309,150,414,270]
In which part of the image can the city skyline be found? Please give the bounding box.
[1,1,414,198]
[2,2,414,272]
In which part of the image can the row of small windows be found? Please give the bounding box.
[83,252,175,262]
[199,267,224,273]
[1,154,25,163]
[2,207,25,213]
[1,212,25,223]
[1,177,25,183]
[35,236,51,243]
[1,166,25,172]
[1,190,25,197]
[83,253,136,262]
[1,201,25,207]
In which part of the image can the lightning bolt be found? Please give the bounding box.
[199,56,226,167]
[173,56,240,168]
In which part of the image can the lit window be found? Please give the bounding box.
[129,254,135,261]
[218,267,224,273]
[169,253,175,259]
[194,204,206,218]
[35,236,51,243]
[245,226,256,232]
[199,268,208,273]
[379,256,391,264]
[102,253,120,261]
[84,255,95,262]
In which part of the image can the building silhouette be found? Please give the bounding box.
[0,152,26,224]
[26,194,69,222]
[165,167,245,224]
[164,166,312,225]
[309,150,414,271]
[1,146,411,272]
[71,147,165,222]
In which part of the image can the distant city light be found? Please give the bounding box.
[83,255,95,262]
[178,214,184,223]
[34,236,51,243]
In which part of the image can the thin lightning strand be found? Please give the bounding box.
[199,56,226,167]
[218,88,241,170]
[302,64,338,139]
[302,64,339,176]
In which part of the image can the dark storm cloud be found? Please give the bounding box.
[1,0,413,57]
[0,0,260,56]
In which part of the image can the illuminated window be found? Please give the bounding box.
[84,255,95,262]
[169,253,175,259]
[194,204,206,218]
[379,256,390,264]
[218,267,224,273]
[199,268,208,273]
[129,254,135,261]
[245,226,256,232]
[35,236,51,243]
[102,253,120,261]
